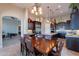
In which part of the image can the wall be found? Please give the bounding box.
[0,4,25,19]
[41,19,51,34]
[0,4,26,48]
[41,18,45,34]
[0,14,2,48]
[45,23,51,34]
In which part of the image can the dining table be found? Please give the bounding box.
[32,36,58,55]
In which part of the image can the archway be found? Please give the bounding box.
[2,16,21,47]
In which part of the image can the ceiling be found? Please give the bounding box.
[14,3,71,20]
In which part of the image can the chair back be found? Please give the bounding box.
[44,35,52,40]
[20,36,28,56]
[51,40,64,56]
[56,40,64,56]
[20,37,25,45]
[35,34,44,40]
[25,36,34,52]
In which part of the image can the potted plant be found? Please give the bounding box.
[69,3,79,30]
[69,3,79,13]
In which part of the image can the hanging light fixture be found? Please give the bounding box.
[31,3,42,21]
[46,6,51,23]
[46,5,54,24]
[31,3,42,15]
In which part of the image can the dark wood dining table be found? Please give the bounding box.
[32,37,58,55]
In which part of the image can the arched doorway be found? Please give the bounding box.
[2,16,21,47]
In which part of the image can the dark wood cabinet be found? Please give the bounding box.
[51,23,54,33]
[33,21,41,34]
[28,18,41,34]
[28,18,34,30]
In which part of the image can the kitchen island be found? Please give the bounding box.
[66,34,79,52]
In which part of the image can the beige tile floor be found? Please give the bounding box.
[61,47,79,56]
[0,37,79,56]
[0,43,20,56]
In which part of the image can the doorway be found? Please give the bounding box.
[2,16,21,47]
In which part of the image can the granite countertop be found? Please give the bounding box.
[27,33,35,35]
[42,33,57,35]
[66,34,79,38]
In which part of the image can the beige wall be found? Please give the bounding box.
[0,4,27,48]
[0,14,2,48]
[0,4,25,19]
[41,19,51,34]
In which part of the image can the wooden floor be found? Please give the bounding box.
[0,37,79,56]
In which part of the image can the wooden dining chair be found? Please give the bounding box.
[33,47,44,56]
[25,36,35,56]
[33,36,46,56]
[26,35,43,56]
[49,40,64,56]
[20,37,29,56]
[52,41,64,56]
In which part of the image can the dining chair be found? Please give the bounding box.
[51,40,64,56]
[33,47,44,56]
[48,39,64,56]
[25,36,35,56]
[35,34,44,40]
[20,37,28,56]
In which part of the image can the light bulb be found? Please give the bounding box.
[31,9,34,14]
[39,7,42,11]
[35,12,38,15]
[39,7,42,14]
[33,6,36,11]
[39,11,42,15]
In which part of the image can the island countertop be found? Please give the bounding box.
[42,33,57,35]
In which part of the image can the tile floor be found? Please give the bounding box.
[0,37,79,56]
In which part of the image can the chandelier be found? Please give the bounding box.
[31,3,42,21]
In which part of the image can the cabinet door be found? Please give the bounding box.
[28,23,33,30]
[28,18,34,30]
[35,21,41,34]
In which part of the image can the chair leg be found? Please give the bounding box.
[25,49,28,56]
[21,44,24,56]
[21,44,22,53]
[25,48,30,56]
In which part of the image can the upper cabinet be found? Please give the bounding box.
[33,21,41,34]
[28,18,41,34]
[28,18,34,30]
